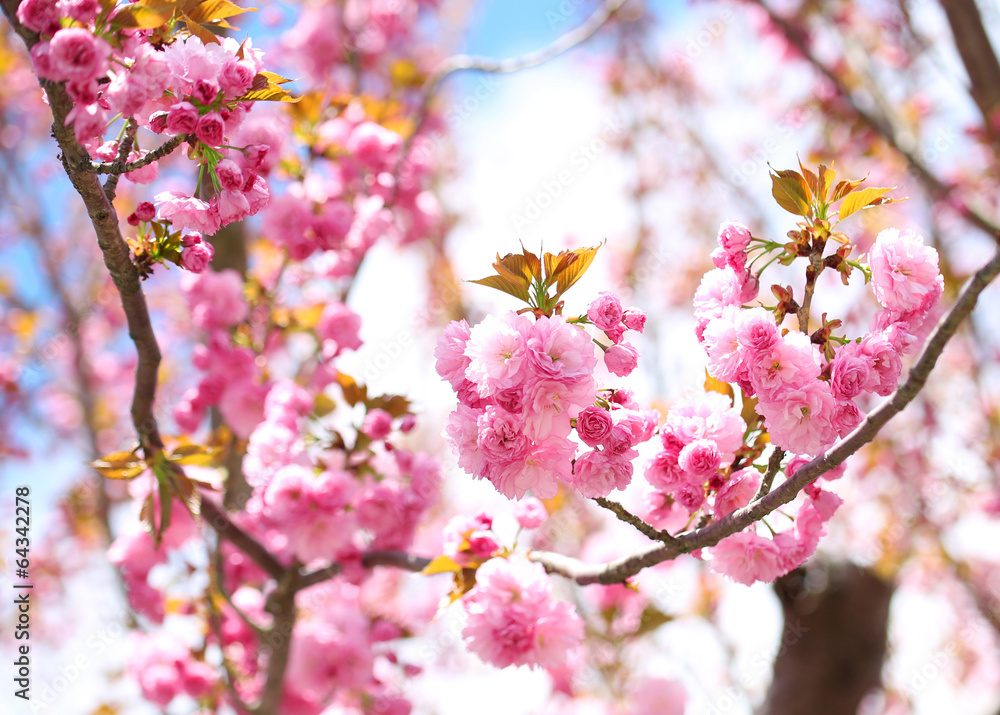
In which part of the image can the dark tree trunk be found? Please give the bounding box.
[760,561,894,715]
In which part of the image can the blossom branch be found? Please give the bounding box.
[751,0,1000,240]
[83,132,191,176]
[533,243,1000,584]
[200,498,286,581]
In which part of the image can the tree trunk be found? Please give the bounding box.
[760,561,894,715]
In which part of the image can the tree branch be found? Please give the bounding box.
[751,0,1000,240]
[593,496,679,543]
[533,243,1000,584]
[938,0,1000,135]
[84,132,191,176]
[200,498,286,581]
[102,118,137,202]
[394,0,629,186]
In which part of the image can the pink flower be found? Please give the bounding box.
[678,438,722,481]
[748,330,822,397]
[462,556,583,669]
[465,313,529,394]
[523,377,593,440]
[195,111,226,146]
[718,220,752,254]
[859,332,902,396]
[166,101,199,134]
[756,379,837,456]
[180,239,214,273]
[641,488,690,533]
[48,28,109,82]
[587,291,624,331]
[58,0,100,24]
[735,306,779,353]
[570,449,633,498]
[832,398,862,437]
[666,392,746,461]
[181,269,249,331]
[215,159,244,191]
[154,191,221,234]
[346,121,401,169]
[514,497,547,529]
[622,308,646,333]
[317,302,362,356]
[219,58,256,97]
[868,228,943,313]
[477,406,530,465]
[714,467,761,519]
[575,405,613,447]
[645,448,684,491]
[17,0,61,35]
[216,188,250,225]
[703,306,743,382]
[362,408,393,440]
[525,315,597,380]
[435,319,472,389]
[830,344,875,399]
[627,676,687,715]
[710,530,785,585]
[65,103,106,144]
[135,202,156,222]
[604,342,639,377]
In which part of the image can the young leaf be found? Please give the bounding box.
[798,158,818,199]
[770,168,812,217]
[704,370,734,402]
[168,442,220,467]
[336,372,367,407]
[837,186,896,221]
[421,554,463,575]
[184,0,254,25]
[553,245,601,297]
[830,177,865,203]
[817,163,836,202]
[89,451,146,480]
[492,253,534,290]
[112,0,175,29]
[468,274,531,303]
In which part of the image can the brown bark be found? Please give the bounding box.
[939,0,1000,137]
[760,562,894,715]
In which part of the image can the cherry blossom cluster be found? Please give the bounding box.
[697,221,943,457]
[462,555,584,669]
[17,0,280,272]
[436,300,655,502]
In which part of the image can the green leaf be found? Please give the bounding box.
[634,604,674,638]
[837,186,896,221]
[770,168,812,217]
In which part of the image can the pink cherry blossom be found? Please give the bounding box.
[575,405,613,447]
[714,467,762,519]
[756,378,838,456]
[604,342,639,377]
[587,291,624,331]
[868,228,944,313]
[710,530,785,585]
[462,556,583,669]
[514,497,547,529]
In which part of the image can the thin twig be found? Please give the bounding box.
[754,448,786,501]
[394,0,629,186]
[200,498,286,581]
[83,132,191,176]
[103,118,138,202]
[593,496,680,544]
